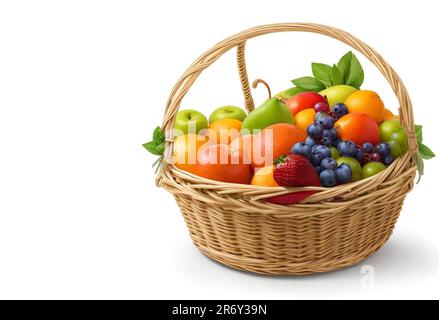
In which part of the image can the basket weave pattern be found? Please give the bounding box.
[156,23,418,275]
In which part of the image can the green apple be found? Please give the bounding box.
[337,156,362,181]
[319,85,358,108]
[240,98,293,134]
[379,120,401,141]
[174,109,208,136]
[209,106,247,124]
[362,162,386,179]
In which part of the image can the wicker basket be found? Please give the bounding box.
[156,23,418,275]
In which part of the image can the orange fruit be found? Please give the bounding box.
[173,134,208,171]
[205,118,242,144]
[344,90,385,124]
[230,123,306,168]
[383,108,399,121]
[229,134,253,165]
[191,144,252,184]
[251,165,278,187]
[335,113,380,145]
[295,108,316,132]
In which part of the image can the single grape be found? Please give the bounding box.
[370,152,382,162]
[314,102,330,113]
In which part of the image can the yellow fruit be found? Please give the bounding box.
[344,90,385,124]
[251,165,279,187]
[294,108,316,132]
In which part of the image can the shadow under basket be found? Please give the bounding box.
[155,23,418,275]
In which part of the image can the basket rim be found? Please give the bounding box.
[157,23,418,203]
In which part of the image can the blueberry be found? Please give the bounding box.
[315,166,323,174]
[332,138,341,147]
[313,145,331,159]
[383,154,395,165]
[305,136,318,147]
[311,152,325,166]
[317,116,334,129]
[337,140,357,157]
[354,148,364,162]
[314,111,329,123]
[322,137,332,146]
[362,142,374,153]
[321,158,337,170]
[375,142,391,157]
[335,164,352,184]
[291,142,312,158]
[332,103,348,117]
[307,124,323,140]
[312,144,321,153]
[320,169,338,187]
[322,128,338,140]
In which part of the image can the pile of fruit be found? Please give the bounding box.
[145,51,434,198]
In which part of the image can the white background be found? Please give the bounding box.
[0,0,438,299]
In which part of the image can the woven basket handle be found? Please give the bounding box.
[161,23,417,160]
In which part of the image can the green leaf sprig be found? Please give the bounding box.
[287,51,365,95]
[143,126,165,172]
[414,125,435,183]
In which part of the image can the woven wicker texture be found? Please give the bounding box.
[156,23,418,275]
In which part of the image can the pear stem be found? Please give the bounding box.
[252,79,271,99]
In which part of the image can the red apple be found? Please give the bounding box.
[286,92,326,116]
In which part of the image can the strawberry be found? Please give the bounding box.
[273,154,320,187]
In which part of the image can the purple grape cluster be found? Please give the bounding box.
[361,142,395,165]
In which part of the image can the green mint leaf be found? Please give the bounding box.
[346,53,364,88]
[337,51,353,83]
[153,126,165,145]
[419,143,435,160]
[284,87,308,97]
[156,142,165,155]
[337,51,364,89]
[311,63,332,87]
[143,141,163,156]
[331,64,344,86]
[291,77,325,91]
[415,124,423,143]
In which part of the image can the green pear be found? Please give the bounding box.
[319,85,357,108]
[241,98,294,134]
